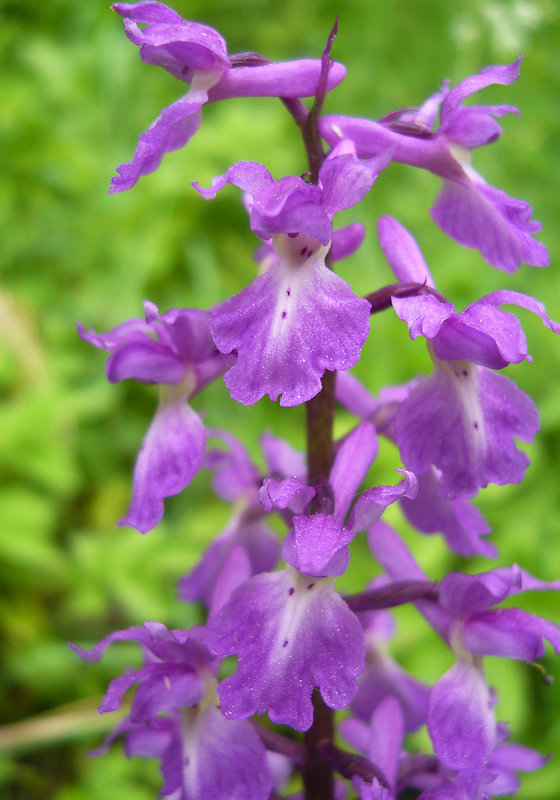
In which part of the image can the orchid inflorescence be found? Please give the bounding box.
[72,3,560,798]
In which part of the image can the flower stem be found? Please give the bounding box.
[287,24,341,796]
[303,369,337,800]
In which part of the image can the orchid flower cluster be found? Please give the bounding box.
[72,3,560,799]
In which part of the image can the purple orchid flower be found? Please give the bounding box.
[193,141,391,406]
[377,216,560,499]
[206,422,418,731]
[320,58,549,272]
[78,302,233,532]
[110,1,346,192]
[70,622,273,800]
[369,521,560,779]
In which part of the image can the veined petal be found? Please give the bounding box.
[431,176,549,272]
[394,363,538,498]
[121,400,206,533]
[206,568,364,731]
[428,660,495,771]
[211,233,370,406]
[110,94,205,192]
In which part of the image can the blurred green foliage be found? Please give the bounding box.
[1,0,559,797]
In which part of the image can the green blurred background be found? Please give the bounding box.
[2,0,559,797]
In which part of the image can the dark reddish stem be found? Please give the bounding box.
[280,20,342,800]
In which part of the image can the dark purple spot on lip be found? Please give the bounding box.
[288,587,295,596]
[286,288,291,296]
[281,311,287,319]
[473,422,479,429]
[307,583,315,590]
[300,247,307,256]
[462,370,468,376]
[282,639,289,647]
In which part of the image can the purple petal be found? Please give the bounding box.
[335,369,379,419]
[260,432,306,479]
[206,569,364,731]
[189,708,273,799]
[377,216,435,286]
[400,469,495,558]
[121,400,206,533]
[431,177,549,273]
[130,664,204,720]
[432,304,528,369]
[392,295,454,340]
[438,568,520,616]
[330,422,378,521]
[491,741,548,772]
[282,513,354,577]
[69,625,153,663]
[211,234,370,406]
[477,290,560,335]
[77,318,151,352]
[440,57,522,122]
[112,2,229,77]
[394,364,538,498]
[463,607,560,660]
[178,516,279,607]
[159,706,273,800]
[320,115,460,178]
[440,106,517,148]
[106,341,186,384]
[204,429,259,502]
[192,160,273,200]
[330,223,366,262]
[259,476,315,513]
[366,696,405,789]
[320,140,392,218]
[368,522,452,639]
[348,471,418,533]
[110,95,204,192]
[209,545,252,617]
[208,59,346,101]
[351,656,430,733]
[428,660,495,771]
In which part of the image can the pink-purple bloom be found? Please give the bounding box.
[78,302,232,532]
[193,143,391,406]
[320,58,549,272]
[110,1,346,192]
[377,216,560,498]
[70,622,273,799]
